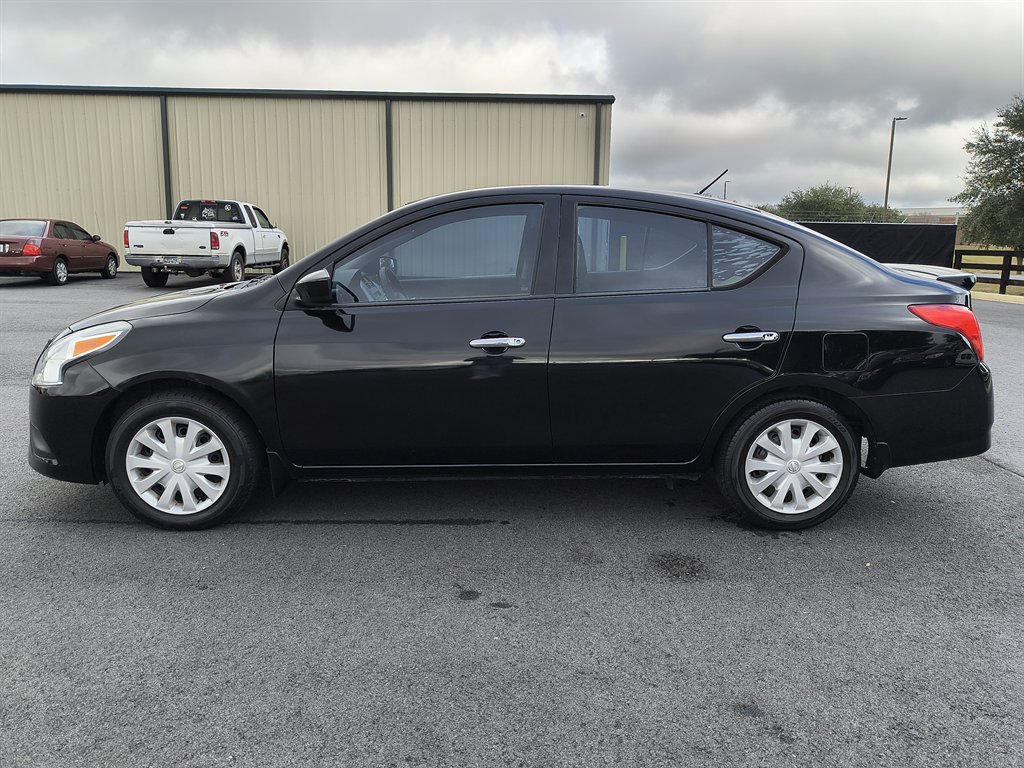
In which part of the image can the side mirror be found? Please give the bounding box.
[91,234,101,241]
[295,269,359,306]
[295,269,334,306]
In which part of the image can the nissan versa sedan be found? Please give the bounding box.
[0,218,119,284]
[28,187,993,530]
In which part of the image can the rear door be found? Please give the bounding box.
[52,222,87,271]
[548,196,803,464]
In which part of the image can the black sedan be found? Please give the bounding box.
[28,187,993,530]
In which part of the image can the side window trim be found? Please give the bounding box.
[244,206,258,228]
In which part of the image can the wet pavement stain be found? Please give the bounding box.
[455,585,481,601]
[731,702,765,718]
[649,551,707,582]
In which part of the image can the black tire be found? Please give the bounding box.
[272,244,289,275]
[141,266,169,288]
[223,251,245,283]
[715,399,859,530]
[105,390,263,530]
[100,253,118,279]
[47,257,69,286]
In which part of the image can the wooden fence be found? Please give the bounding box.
[953,249,1024,294]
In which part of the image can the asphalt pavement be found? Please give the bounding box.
[1,273,1021,767]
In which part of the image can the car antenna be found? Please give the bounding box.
[696,169,728,195]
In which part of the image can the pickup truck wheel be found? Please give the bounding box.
[47,257,69,286]
[105,390,263,530]
[141,267,169,288]
[272,245,289,275]
[223,251,244,283]
[100,254,118,279]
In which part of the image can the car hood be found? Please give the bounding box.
[69,283,232,331]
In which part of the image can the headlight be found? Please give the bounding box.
[32,321,132,387]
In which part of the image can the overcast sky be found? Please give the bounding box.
[1,0,1020,208]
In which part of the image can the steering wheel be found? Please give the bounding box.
[356,269,389,302]
[379,264,408,300]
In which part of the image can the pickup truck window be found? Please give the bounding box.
[176,200,245,224]
[253,208,273,229]
[243,206,257,227]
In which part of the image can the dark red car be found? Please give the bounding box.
[0,219,119,285]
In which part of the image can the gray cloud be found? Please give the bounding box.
[1,0,1020,207]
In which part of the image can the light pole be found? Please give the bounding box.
[884,116,907,210]
[723,180,730,199]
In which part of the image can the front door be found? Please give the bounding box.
[548,198,803,464]
[274,198,559,468]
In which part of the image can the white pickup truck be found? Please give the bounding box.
[124,199,290,287]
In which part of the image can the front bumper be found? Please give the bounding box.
[125,254,225,270]
[854,362,994,475]
[29,361,119,485]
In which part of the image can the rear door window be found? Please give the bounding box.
[575,206,708,293]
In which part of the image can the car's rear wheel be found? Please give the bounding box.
[141,266,168,287]
[223,251,244,283]
[272,244,289,274]
[106,391,262,530]
[47,257,69,286]
[100,254,118,279]
[716,399,859,530]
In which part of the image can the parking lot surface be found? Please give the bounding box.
[2,273,1022,767]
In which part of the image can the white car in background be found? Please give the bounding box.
[124,199,289,287]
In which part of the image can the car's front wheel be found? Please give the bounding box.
[272,244,289,274]
[106,391,263,529]
[715,399,859,530]
[100,254,118,279]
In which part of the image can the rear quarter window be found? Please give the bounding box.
[712,226,782,287]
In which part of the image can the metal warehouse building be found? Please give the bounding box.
[0,85,614,266]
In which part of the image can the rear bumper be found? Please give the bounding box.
[0,255,53,276]
[854,362,994,475]
[125,254,225,270]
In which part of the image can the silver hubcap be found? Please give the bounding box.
[107,257,117,275]
[56,262,67,281]
[233,260,243,281]
[125,416,230,515]
[744,418,844,514]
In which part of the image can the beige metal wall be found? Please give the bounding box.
[166,96,387,257]
[0,92,166,255]
[392,100,602,207]
[2,89,612,271]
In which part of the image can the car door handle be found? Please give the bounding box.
[469,337,526,349]
[723,331,780,344]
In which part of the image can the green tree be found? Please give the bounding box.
[761,183,902,222]
[951,95,1024,250]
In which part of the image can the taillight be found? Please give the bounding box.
[123,229,129,247]
[23,239,41,256]
[210,231,220,250]
[909,303,984,361]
